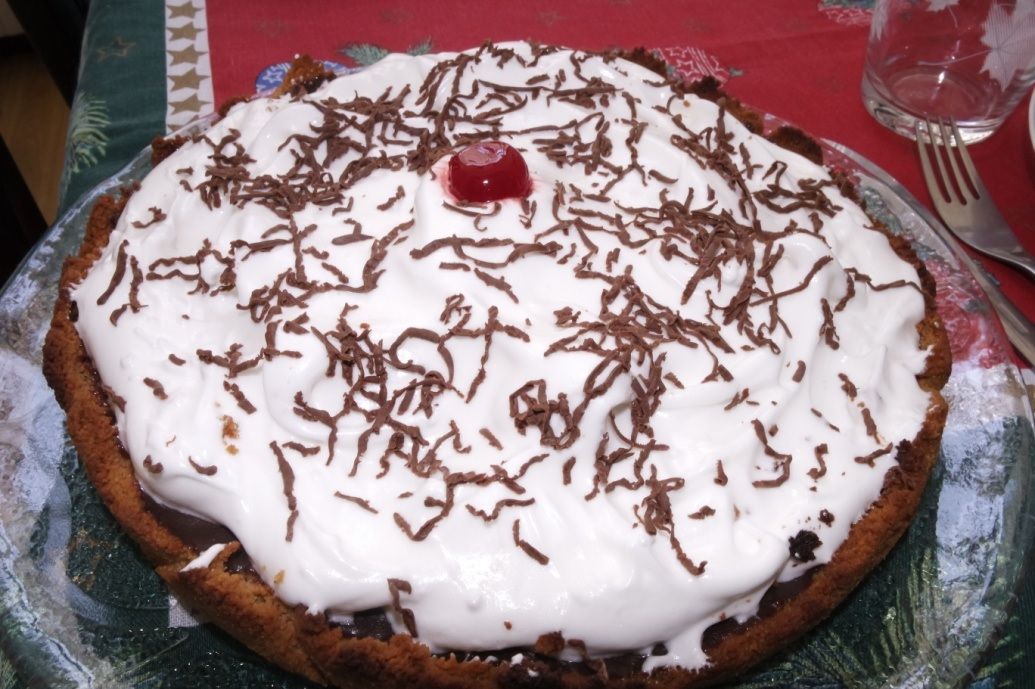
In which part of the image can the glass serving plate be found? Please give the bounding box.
[0,119,1032,689]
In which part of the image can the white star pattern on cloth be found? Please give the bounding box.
[164,0,214,131]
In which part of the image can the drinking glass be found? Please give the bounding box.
[862,0,1035,143]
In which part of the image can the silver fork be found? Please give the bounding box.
[915,118,1035,282]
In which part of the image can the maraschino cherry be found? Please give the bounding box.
[447,141,531,203]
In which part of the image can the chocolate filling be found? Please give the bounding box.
[699,565,821,651]
[141,492,250,573]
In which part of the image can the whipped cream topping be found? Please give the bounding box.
[181,542,229,572]
[72,42,934,671]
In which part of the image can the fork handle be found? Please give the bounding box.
[996,246,1035,283]
[966,254,1035,365]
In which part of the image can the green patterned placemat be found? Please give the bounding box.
[58,0,166,215]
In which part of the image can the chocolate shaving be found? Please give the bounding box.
[663,372,685,389]
[861,406,879,441]
[197,343,261,378]
[749,257,832,306]
[270,441,299,541]
[809,443,829,479]
[648,168,678,184]
[96,241,129,306]
[473,268,519,303]
[284,441,320,456]
[724,388,750,411]
[334,492,378,514]
[838,373,858,400]
[467,498,535,522]
[847,268,923,296]
[714,460,728,486]
[810,408,840,432]
[562,456,576,485]
[855,443,893,467]
[131,206,167,228]
[387,578,418,636]
[148,239,235,297]
[479,428,503,450]
[142,456,164,474]
[819,299,840,349]
[188,457,217,476]
[512,518,550,565]
[102,384,126,413]
[223,380,257,414]
[330,232,372,246]
[633,465,706,575]
[143,377,168,400]
[750,418,791,488]
[108,304,129,326]
[689,505,715,520]
[125,256,145,315]
[376,185,405,211]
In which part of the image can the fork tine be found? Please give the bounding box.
[948,118,985,197]
[915,121,944,204]
[928,118,963,204]
[939,117,974,203]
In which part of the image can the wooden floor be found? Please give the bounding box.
[0,49,69,224]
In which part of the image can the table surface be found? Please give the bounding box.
[14,0,1035,686]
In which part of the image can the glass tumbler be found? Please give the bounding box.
[862,0,1035,143]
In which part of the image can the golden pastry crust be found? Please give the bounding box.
[43,49,951,689]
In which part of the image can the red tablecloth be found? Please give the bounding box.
[197,0,1035,358]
